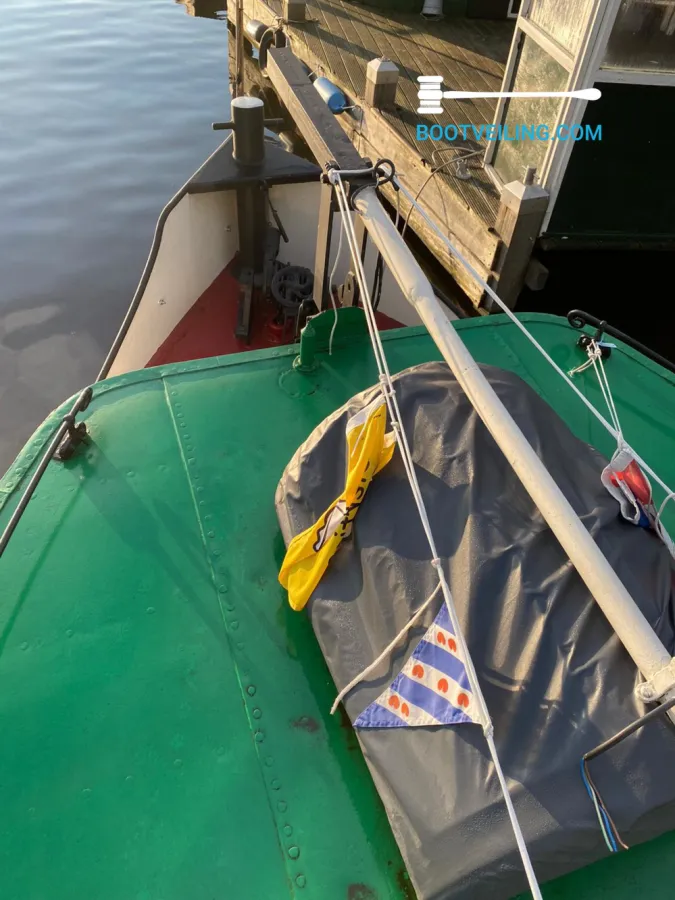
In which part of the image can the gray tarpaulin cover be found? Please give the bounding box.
[275,362,675,900]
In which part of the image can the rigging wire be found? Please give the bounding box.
[392,174,675,513]
[400,147,484,242]
[382,168,675,853]
[330,583,441,714]
[581,695,675,853]
[574,340,675,559]
[322,160,672,869]
[328,168,543,900]
[327,205,346,356]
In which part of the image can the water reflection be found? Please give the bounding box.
[0,0,228,473]
[176,0,227,18]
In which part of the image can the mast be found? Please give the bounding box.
[261,41,675,711]
[353,185,675,713]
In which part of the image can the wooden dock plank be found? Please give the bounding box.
[354,106,499,302]
[334,4,502,223]
[301,1,357,95]
[309,0,364,97]
[329,0,430,155]
[327,3,369,96]
[461,18,514,79]
[407,18,497,125]
[347,3,460,156]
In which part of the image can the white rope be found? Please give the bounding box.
[567,355,596,377]
[392,175,675,508]
[331,171,490,731]
[329,170,543,900]
[656,492,675,548]
[588,341,623,441]
[327,206,346,356]
[581,340,675,558]
[330,583,441,715]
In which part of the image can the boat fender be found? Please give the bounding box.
[244,18,267,45]
[313,77,347,114]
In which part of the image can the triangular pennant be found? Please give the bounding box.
[354,601,486,729]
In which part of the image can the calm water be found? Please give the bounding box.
[0,0,229,472]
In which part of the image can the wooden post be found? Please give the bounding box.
[234,0,244,98]
[364,58,399,110]
[266,48,367,170]
[312,183,335,311]
[488,168,549,309]
[283,0,306,22]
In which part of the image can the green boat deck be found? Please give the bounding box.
[1,312,675,899]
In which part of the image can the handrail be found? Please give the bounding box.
[568,309,675,376]
[0,387,93,559]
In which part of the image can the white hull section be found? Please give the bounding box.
[108,190,239,377]
[106,172,451,378]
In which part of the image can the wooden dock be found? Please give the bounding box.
[227,0,515,305]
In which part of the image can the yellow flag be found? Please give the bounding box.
[279,394,395,611]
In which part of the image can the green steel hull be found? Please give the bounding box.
[1,312,674,899]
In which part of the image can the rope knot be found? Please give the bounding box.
[431,557,442,570]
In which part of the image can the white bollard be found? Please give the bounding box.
[283,0,306,21]
[365,58,400,110]
[421,0,444,18]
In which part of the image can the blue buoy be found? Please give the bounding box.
[313,76,347,114]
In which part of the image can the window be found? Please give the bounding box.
[603,0,675,72]
[529,0,596,55]
[492,35,569,185]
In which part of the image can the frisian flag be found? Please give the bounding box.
[354,600,488,729]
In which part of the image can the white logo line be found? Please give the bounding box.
[416,77,601,114]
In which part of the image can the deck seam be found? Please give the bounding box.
[160,375,296,888]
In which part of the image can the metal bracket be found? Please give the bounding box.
[0,386,94,559]
[337,273,358,307]
[262,225,282,296]
[54,389,92,461]
[312,182,337,311]
[338,215,368,307]
[236,267,255,339]
[636,659,675,703]
[55,420,89,462]
[568,308,675,375]
[577,332,613,360]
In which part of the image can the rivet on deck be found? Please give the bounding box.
[162,384,304,894]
